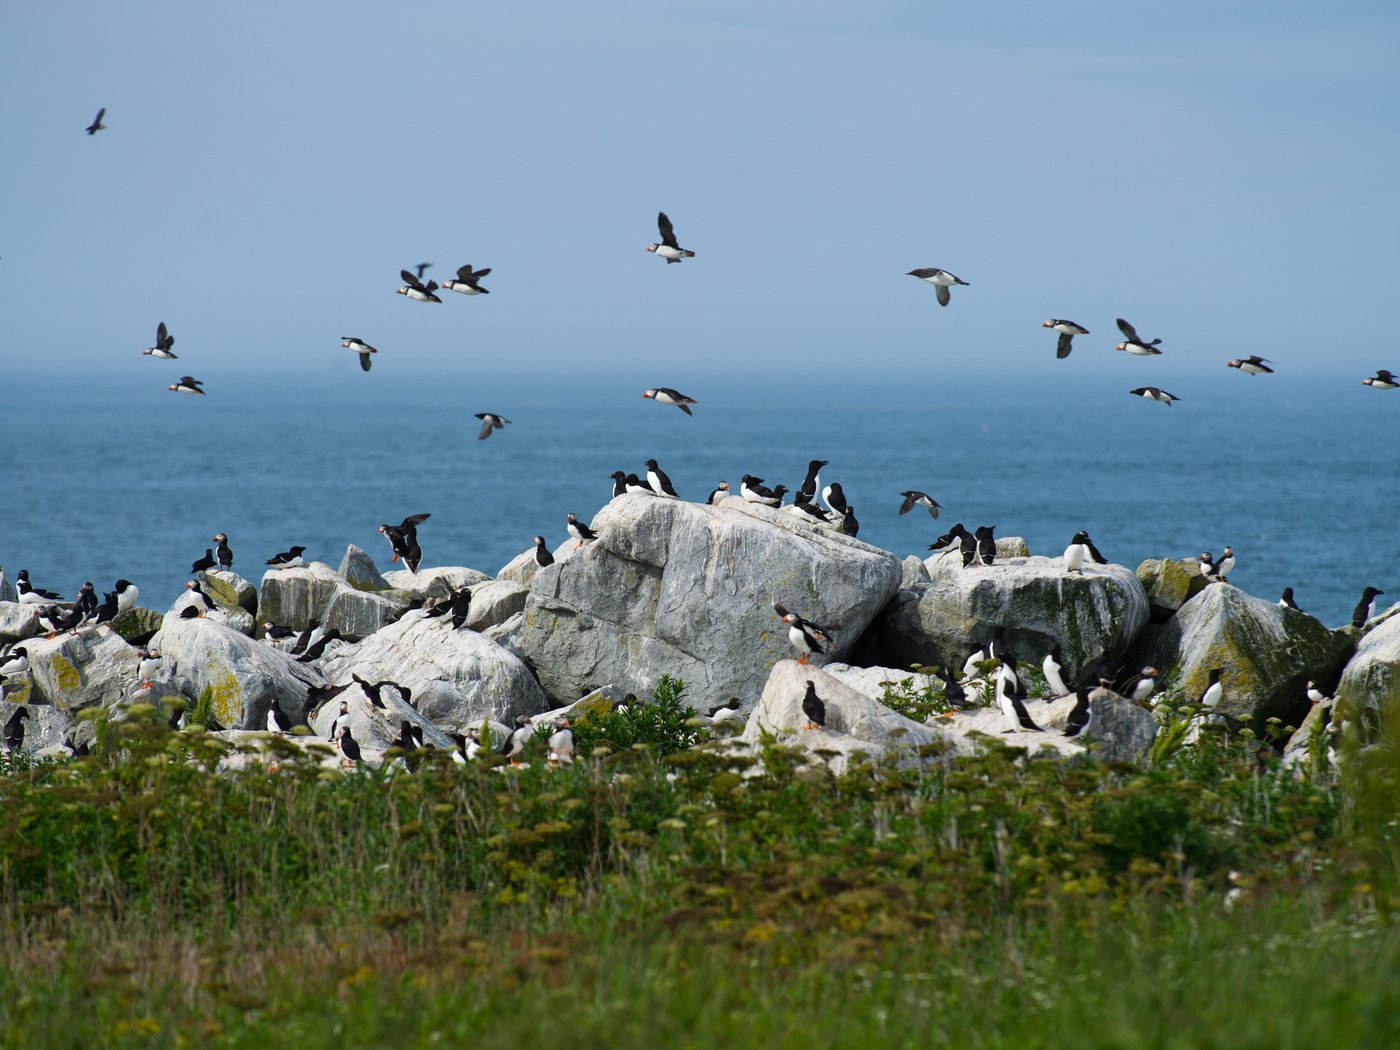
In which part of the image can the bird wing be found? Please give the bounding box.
[359,353,372,372]
[424,280,439,293]
[935,284,950,307]
[94,107,105,123]
[401,512,431,528]
[898,492,920,515]
[477,417,495,440]
[1056,332,1073,359]
[456,264,475,281]
[400,269,424,290]
[472,267,491,279]
[658,212,680,249]
[156,321,169,347]
[1116,318,1142,343]
[907,268,939,278]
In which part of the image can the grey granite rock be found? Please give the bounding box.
[322,582,410,640]
[20,627,141,712]
[1136,558,1210,624]
[257,562,342,631]
[201,569,258,615]
[0,700,71,756]
[0,567,16,604]
[1336,614,1400,724]
[338,545,389,592]
[111,607,163,646]
[382,566,492,600]
[0,601,42,643]
[465,580,529,633]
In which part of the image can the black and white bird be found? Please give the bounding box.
[3,706,28,752]
[0,646,30,679]
[85,108,107,135]
[841,505,859,537]
[1213,546,1236,582]
[645,212,695,263]
[1197,551,1219,582]
[1353,586,1385,628]
[548,718,574,764]
[114,579,139,612]
[1042,319,1089,359]
[183,580,215,615]
[907,267,969,307]
[1129,387,1179,406]
[191,548,216,574]
[75,582,99,621]
[791,497,830,523]
[1198,668,1224,709]
[1306,680,1329,706]
[37,607,68,637]
[448,588,472,630]
[773,602,838,665]
[379,513,430,573]
[266,702,293,736]
[740,476,786,507]
[327,699,351,741]
[623,473,656,496]
[352,674,411,712]
[1362,369,1398,389]
[801,681,827,730]
[502,715,535,762]
[414,262,433,279]
[168,376,205,395]
[144,321,177,359]
[1063,687,1093,738]
[93,590,119,628]
[645,459,679,498]
[1063,531,1107,573]
[1122,667,1160,705]
[642,387,698,415]
[928,523,976,566]
[1114,318,1164,356]
[706,698,743,725]
[610,471,629,499]
[474,413,511,440]
[396,269,442,302]
[1227,355,1273,375]
[1279,587,1302,612]
[996,670,1042,732]
[532,536,555,567]
[798,460,828,504]
[135,648,163,689]
[340,337,378,372]
[1042,645,1069,697]
[297,628,344,663]
[707,481,730,504]
[16,570,63,604]
[443,263,492,295]
[290,619,321,656]
[898,490,942,519]
[974,525,997,566]
[567,513,598,549]
[212,534,233,571]
[266,546,306,569]
[821,481,849,518]
[337,725,362,765]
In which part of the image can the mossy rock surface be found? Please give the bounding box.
[19,629,140,712]
[201,570,258,615]
[1336,615,1400,724]
[337,544,389,592]
[258,562,342,631]
[1137,558,1208,623]
[112,607,163,646]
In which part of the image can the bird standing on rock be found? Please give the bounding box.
[266,546,306,569]
[1063,687,1093,738]
[533,536,555,567]
[801,681,827,730]
[773,602,838,665]
[567,513,598,550]
[1353,586,1385,628]
[645,459,679,498]
[213,534,233,571]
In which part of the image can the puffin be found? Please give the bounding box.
[85,108,107,135]
[443,263,492,295]
[1042,319,1089,359]
[1123,667,1160,705]
[898,490,942,519]
[1306,681,1329,706]
[379,513,430,573]
[941,671,974,710]
[183,580,215,615]
[75,582,99,621]
[16,570,63,604]
[798,460,828,503]
[37,606,68,638]
[502,715,535,762]
[266,546,306,569]
[548,718,574,764]
[907,267,969,307]
[1227,356,1274,375]
[1197,552,1220,582]
[646,212,695,263]
[645,459,679,498]
[340,337,378,372]
[800,681,827,730]
[1213,546,1236,582]
[326,699,351,740]
[1362,370,1398,389]
[168,376,206,395]
[567,513,598,549]
[1198,668,1224,709]
[144,322,177,359]
[773,602,838,665]
[3,706,28,752]
[1042,645,1069,697]
[190,549,216,573]
[1129,387,1180,406]
[532,536,555,567]
[297,628,344,663]
[414,262,433,279]
[642,387,698,414]
[337,725,362,765]
[475,413,511,440]
[707,480,730,504]
[1353,587,1385,628]
[114,579,139,612]
[266,702,293,736]
[213,533,233,571]
[135,648,163,689]
[1279,587,1302,612]
[396,269,442,303]
[706,698,743,725]
[610,471,629,499]
[1063,687,1093,738]
[1114,318,1164,355]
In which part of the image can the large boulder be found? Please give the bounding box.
[1136,558,1210,623]
[0,701,71,757]
[465,580,529,633]
[0,568,16,603]
[201,569,258,615]
[382,566,491,601]
[111,607,163,646]
[338,545,390,592]
[515,495,902,706]
[1336,615,1400,728]
[0,602,42,643]
[20,628,141,712]
[321,583,410,640]
[1147,584,1353,730]
[862,556,1149,685]
[151,616,324,730]
[497,542,576,587]
[318,612,548,728]
[258,562,342,630]
[307,679,454,752]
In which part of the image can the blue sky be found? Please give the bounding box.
[2,1,1397,384]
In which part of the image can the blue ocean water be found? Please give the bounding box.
[1,366,1395,628]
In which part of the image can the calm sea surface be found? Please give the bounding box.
[1,367,1395,628]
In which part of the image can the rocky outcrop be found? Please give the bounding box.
[0,602,42,643]
[465,580,528,633]
[1137,558,1209,623]
[322,583,409,640]
[112,607,163,646]
[20,627,141,712]
[257,562,342,631]
[0,568,15,604]
[382,566,491,601]
[0,701,71,756]
[201,570,258,616]
[306,679,454,752]
[338,545,390,592]
[1336,615,1400,724]
[515,495,902,706]
[497,542,575,587]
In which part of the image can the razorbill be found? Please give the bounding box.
[791,497,830,522]
[798,460,828,503]
[1227,356,1273,375]
[190,549,216,574]
[85,108,107,135]
[821,481,849,518]
[443,263,492,295]
[740,476,784,506]
[1114,318,1164,355]
[168,376,206,395]
[1063,687,1092,738]
[840,505,859,537]
[623,473,656,496]
[1042,319,1089,359]
[3,706,28,752]
[144,321,177,359]
[642,387,698,414]
[0,646,30,679]
[114,579,139,612]
[1042,645,1069,697]
[16,570,63,604]
[974,525,996,566]
[645,459,679,498]
[907,267,969,307]
[1129,387,1179,405]
[646,212,695,263]
[610,470,629,499]
[474,413,511,440]
[1362,370,1398,389]
[1279,587,1301,612]
[340,337,378,372]
[1352,586,1384,628]
[567,513,598,549]
[1198,668,1224,710]
[378,513,430,573]
[1063,531,1107,574]
[396,269,442,303]
[266,546,307,569]
[898,490,942,519]
[706,698,743,725]
[297,628,344,663]
[996,671,1042,732]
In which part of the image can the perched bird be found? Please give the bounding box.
[183,580,215,615]
[0,646,30,679]
[326,699,351,740]
[1063,687,1093,738]
[610,471,629,499]
[567,512,598,550]
[996,671,1042,732]
[3,706,28,752]
[898,490,942,519]
[297,628,344,663]
[707,480,730,504]
[645,459,679,498]
[1042,645,1069,697]
[1129,386,1179,406]
[85,107,107,135]
[1279,587,1302,612]
[1362,369,1398,389]
[266,703,293,736]
[929,523,976,567]
[474,413,511,440]
[266,546,306,569]
[1063,531,1107,573]
[1306,680,1329,706]
[1198,668,1224,708]
[396,269,442,302]
[502,715,535,762]
[1122,667,1160,705]
[548,718,574,764]
[414,262,433,279]
[706,698,743,725]
[623,473,656,496]
[449,588,472,630]
[1227,356,1274,375]
[645,212,695,263]
[338,725,362,765]
[379,513,430,573]
[1042,319,1089,359]
[443,263,492,295]
[16,570,63,604]
[974,525,997,566]
[37,606,68,637]
[168,376,205,395]
[820,481,849,518]
[642,387,698,415]
[1114,318,1163,355]
[740,476,786,507]
[801,681,827,730]
[75,582,98,620]
[114,579,139,612]
[144,321,177,359]
[798,460,828,504]
[1353,586,1385,628]
[532,536,555,568]
[791,497,830,523]
[773,602,838,665]
[135,648,163,689]
[213,533,233,571]
[340,337,378,372]
[907,267,969,307]
[1197,551,1218,581]
[392,722,424,772]
[1214,546,1236,582]
[93,590,119,628]
[190,549,216,574]
[841,505,859,537]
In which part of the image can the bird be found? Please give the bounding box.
[996,671,1042,732]
[1063,687,1093,738]
[610,471,629,499]
[1362,369,1398,389]
[821,481,849,518]
[448,589,472,630]
[532,536,555,568]
[622,473,655,496]
[396,269,442,303]
[213,534,233,571]
[1227,355,1274,375]
[15,570,62,604]
[190,549,216,574]
[974,525,997,566]
[1197,552,1221,583]
[379,513,430,573]
[337,725,362,765]
[929,523,976,566]
[266,703,293,736]
[85,108,106,135]
[74,581,98,619]
[414,262,433,279]
[798,460,828,504]
[37,606,68,638]
[266,546,306,569]
[326,699,351,740]
[168,376,205,395]
[645,459,679,498]
[1042,319,1089,359]
[93,590,119,628]
[1122,667,1160,705]
[183,580,215,615]
[801,681,827,730]
[1353,587,1385,628]
[646,212,695,263]
[1214,546,1236,582]
[791,497,830,523]
[567,513,598,550]
[502,715,535,762]
[907,267,969,307]
[1129,387,1179,406]
[474,413,511,440]
[114,579,139,612]
[1198,668,1224,709]
[1306,680,1330,706]
[707,481,730,504]
[352,674,411,712]
[1279,587,1302,612]
[1114,318,1163,355]
[1042,645,1069,697]
[740,476,785,507]
[135,648,163,690]
[706,698,743,725]
[840,505,859,538]
[642,388,698,414]
[297,628,343,663]
[3,706,28,752]
[443,264,492,295]
[773,602,838,665]
[143,322,177,359]
[0,646,30,679]
[340,337,378,372]
[1063,531,1107,573]
[548,718,574,764]
[898,491,942,519]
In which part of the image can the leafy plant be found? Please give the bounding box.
[569,675,702,756]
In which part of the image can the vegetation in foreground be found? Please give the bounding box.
[1,682,1398,1048]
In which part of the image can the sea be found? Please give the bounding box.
[1,366,1395,629]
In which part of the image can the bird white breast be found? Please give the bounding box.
[117,587,139,611]
[407,289,431,301]
[1202,683,1222,707]
[149,348,176,358]
[789,624,815,653]
[1239,362,1267,374]
[18,592,45,604]
[445,282,482,295]
[710,706,742,724]
[1125,345,1154,356]
[1064,545,1086,572]
[654,246,684,261]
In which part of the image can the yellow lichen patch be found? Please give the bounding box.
[205,670,244,727]
[51,653,82,695]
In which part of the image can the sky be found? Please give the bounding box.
[2,1,1398,386]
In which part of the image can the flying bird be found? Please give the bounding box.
[443,264,491,295]
[144,322,177,359]
[1227,356,1273,375]
[898,490,942,519]
[85,108,107,135]
[642,387,698,415]
[341,337,378,372]
[414,262,433,279]
[1042,319,1088,359]
[396,270,442,303]
[168,376,205,395]
[1114,318,1163,356]
[378,513,430,572]
[474,412,511,440]
[646,212,695,263]
[1129,387,1179,406]
[1362,369,1398,389]
[907,268,969,307]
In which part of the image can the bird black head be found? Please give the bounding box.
[610,470,626,480]
[645,459,660,469]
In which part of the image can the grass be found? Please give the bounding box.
[2,684,1398,1048]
